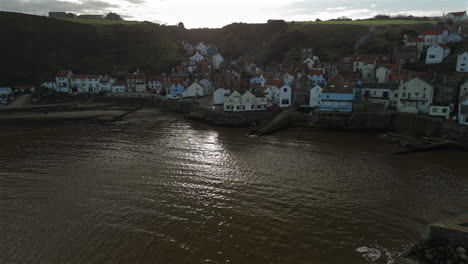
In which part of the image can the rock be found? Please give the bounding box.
[457,248,467,255]
[460,254,468,261]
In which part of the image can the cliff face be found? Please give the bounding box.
[0,12,181,85]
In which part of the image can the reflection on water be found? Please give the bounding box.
[1,115,468,264]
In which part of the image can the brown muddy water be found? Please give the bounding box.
[1,112,468,264]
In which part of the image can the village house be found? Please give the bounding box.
[195,42,208,56]
[303,56,320,70]
[213,88,230,105]
[264,79,281,102]
[183,42,194,54]
[98,76,115,93]
[458,94,468,125]
[168,84,185,95]
[460,81,468,98]
[273,85,292,108]
[206,45,218,57]
[418,29,448,49]
[71,74,102,93]
[224,90,242,111]
[426,44,450,64]
[444,11,468,21]
[190,52,204,62]
[282,72,295,86]
[223,90,267,112]
[0,87,13,96]
[211,53,224,70]
[126,71,146,93]
[393,46,420,65]
[112,82,126,93]
[357,83,400,109]
[375,64,401,84]
[429,104,451,119]
[309,85,323,108]
[404,37,424,52]
[320,79,355,112]
[199,79,213,95]
[15,85,35,94]
[396,77,434,114]
[41,82,57,90]
[456,52,468,72]
[307,70,326,86]
[55,69,73,93]
[447,33,464,43]
[147,79,163,93]
[183,82,205,98]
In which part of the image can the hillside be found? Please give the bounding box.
[0,11,453,86]
[0,11,181,86]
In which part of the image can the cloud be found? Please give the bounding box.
[1,0,119,15]
[325,7,348,11]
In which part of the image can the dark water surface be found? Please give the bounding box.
[1,114,468,264]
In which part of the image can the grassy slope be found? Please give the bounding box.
[0,12,181,86]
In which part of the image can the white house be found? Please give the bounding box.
[55,69,73,93]
[213,88,230,105]
[147,80,163,93]
[447,33,464,43]
[429,105,451,119]
[98,76,115,92]
[309,85,323,108]
[426,44,450,64]
[444,11,468,21]
[190,52,204,62]
[283,73,295,86]
[359,83,400,108]
[71,75,102,93]
[274,85,292,108]
[456,52,468,72]
[0,87,13,96]
[396,77,434,114]
[224,90,242,112]
[303,56,320,70]
[361,63,376,80]
[460,81,468,98]
[419,29,448,49]
[223,90,267,112]
[112,82,126,93]
[195,42,208,55]
[199,79,213,95]
[376,66,391,84]
[458,95,468,125]
[182,82,205,98]
[41,82,57,90]
[212,54,224,70]
[404,37,424,52]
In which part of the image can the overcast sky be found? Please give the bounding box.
[1,0,467,28]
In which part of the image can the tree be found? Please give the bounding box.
[106,12,123,21]
[178,22,185,28]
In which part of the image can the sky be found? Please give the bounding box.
[1,0,467,28]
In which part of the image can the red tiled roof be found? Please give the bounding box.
[438,43,449,49]
[56,69,70,77]
[420,29,446,36]
[407,37,423,43]
[309,70,324,75]
[266,79,281,86]
[388,74,404,81]
[448,11,466,17]
[71,74,101,80]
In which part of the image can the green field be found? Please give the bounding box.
[294,20,439,25]
[60,18,142,25]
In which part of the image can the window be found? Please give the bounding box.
[432,108,438,113]
[282,99,289,105]
[442,109,448,113]
[395,93,398,98]
[284,88,288,92]
[429,55,436,59]
[402,92,406,97]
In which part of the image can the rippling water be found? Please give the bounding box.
[1,112,468,264]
